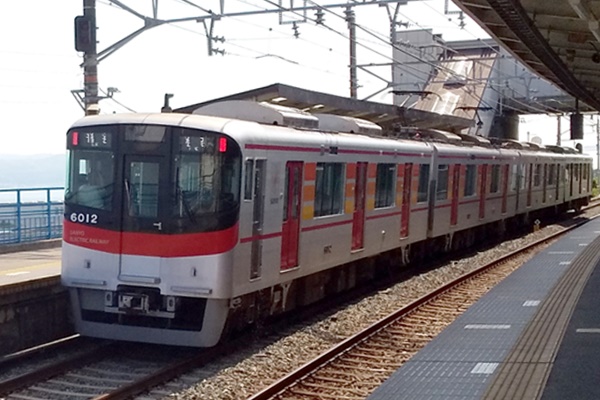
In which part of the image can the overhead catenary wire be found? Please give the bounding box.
[92,0,565,117]
[95,0,454,98]
[299,0,571,115]
[97,0,357,86]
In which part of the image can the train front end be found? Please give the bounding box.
[61,117,242,347]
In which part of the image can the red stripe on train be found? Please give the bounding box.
[63,220,238,257]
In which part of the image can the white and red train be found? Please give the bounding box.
[61,101,592,347]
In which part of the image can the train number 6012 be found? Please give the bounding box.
[70,212,98,224]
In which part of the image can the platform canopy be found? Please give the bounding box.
[453,0,600,112]
[176,83,474,133]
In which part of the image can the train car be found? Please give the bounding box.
[61,102,592,347]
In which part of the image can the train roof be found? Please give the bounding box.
[70,110,590,160]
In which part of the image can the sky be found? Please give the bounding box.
[0,0,597,161]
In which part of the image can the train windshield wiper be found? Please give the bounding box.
[124,179,133,216]
[176,169,196,224]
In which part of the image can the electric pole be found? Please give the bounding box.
[596,114,600,171]
[557,114,561,146]
[345,7,357,99]
[75,0,99,115]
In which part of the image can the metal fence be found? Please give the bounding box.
[0,187,64,245]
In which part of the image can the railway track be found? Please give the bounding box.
[0,342,203,400]
[2,202,599,400]
[246,216,593,400]
[0,335,257,400]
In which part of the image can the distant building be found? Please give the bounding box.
[391,29,576,140]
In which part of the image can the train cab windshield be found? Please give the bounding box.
[65,124,242,234]
[172,130,241,232]
[65,130,115,211]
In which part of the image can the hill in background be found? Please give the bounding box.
[0,154,66,189]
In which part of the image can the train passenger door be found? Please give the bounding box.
[250,159,266,279]
[542,164,548,203]
[568,164,573,198]
[576,164,583,194]
[400,163,412,238]
[515,165,522,210]
[120,155,168,281]
[450,165,460,226]
[501,164,509,214]
[526,164,533,207]
[478,164,487,219]
[352,162,368,251]
[555,164,561,202]
[281,161,303,270]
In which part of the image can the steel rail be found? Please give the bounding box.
[93,336,252,400]
[0,342,116,397]
[247,216,594,400]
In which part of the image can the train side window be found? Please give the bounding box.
[417,164,430,203]
[436,164,449,200]
[490,165,500,193]
[314,163,344,217]
[244,159,254,200]
[464,165,476,197]
[375,163,396,208]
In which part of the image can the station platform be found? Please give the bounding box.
[368,217,600,400]
[0,240,61,287]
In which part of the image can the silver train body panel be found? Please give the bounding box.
[62,113,593,346]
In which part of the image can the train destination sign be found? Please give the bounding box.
[179,135,216,154]
[71,131,112,148]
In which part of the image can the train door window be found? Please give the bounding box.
[548,164,556,185]
[534,164,542,187]
[417,164,430,202]
[510,165,518,191]
[128,161,160,218]
[436,164,449,200]
[251,159,266,279]
[511,164,525,191]
[314,163,344,217]
[490,165,500,193]
[501,164,509,214]
[568,164,573,196]
[464,165,476,197]
[244,159,254,201]
[526,164,533,207]
[578,163,583,193]
[375,164,396,208]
